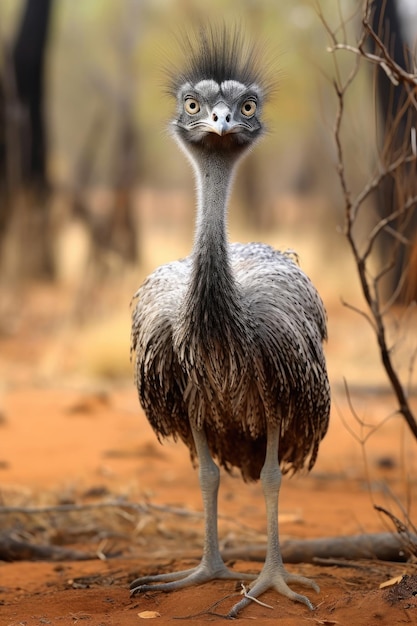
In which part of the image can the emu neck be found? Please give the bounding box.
[185,151,239,332]
[194,153,234,267]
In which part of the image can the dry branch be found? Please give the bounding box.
[281,532,416,563]
[324,0,417,441]
[1,531,415,564]
[0,535,93,562]
[221,533,417,564]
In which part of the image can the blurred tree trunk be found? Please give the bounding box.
[0,0,53,279]
[370,0,417,304]
[13,0,51,186]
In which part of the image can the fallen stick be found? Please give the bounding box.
[0,536,93,562]
[222,532,417,563]
[1,532,415,564]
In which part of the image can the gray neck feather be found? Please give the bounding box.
[181,150,242,339]
[193,153,234,270]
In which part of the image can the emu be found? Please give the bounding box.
[130,25,330,618]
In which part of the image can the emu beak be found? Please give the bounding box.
[206,103,235,136]
[209,119,230,136]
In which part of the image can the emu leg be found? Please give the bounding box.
[130,425,254,597]
[227,423,319,618]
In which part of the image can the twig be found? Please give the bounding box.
[240,583,273,609]
[362,15,417,88]
[361,195,417,263]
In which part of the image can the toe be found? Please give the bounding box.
[285,572,320,594]
[129,567,196,590]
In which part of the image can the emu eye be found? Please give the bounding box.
[185,98,200,115]
[241,100,257,117]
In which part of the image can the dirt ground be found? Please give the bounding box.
[1,272,417,625]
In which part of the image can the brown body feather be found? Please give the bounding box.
[131,243,330,482]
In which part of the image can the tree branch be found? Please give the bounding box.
[322,0,417,441]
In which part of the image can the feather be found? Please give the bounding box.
[167,23,273,97]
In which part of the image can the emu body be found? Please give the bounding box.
[130,26,330,617]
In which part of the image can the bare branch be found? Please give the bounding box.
[328,28,417,89]
[323,0,417,441]
[362,16,417,88]
[362,194,417,263]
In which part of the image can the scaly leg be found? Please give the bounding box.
[130,425,255,597]
[227,423,319,618]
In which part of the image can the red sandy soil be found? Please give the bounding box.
[0,284,417,625]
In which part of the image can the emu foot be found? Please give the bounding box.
[227,565,319,618]
[130,558,255,597]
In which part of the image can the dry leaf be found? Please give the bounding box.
[138,610,161,619]
[379,575,404,589]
